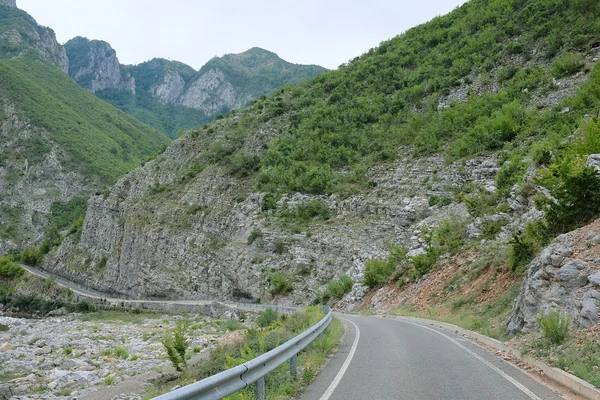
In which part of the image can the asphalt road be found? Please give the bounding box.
[301,315,564,400]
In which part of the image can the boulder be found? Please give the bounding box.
[579,290,599,328]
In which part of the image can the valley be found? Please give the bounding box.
[1,0,600,398]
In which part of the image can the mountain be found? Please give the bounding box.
[41,0,600,311]
[0,3,171,254]
[64,39,327,138]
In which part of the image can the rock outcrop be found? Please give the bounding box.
[0,4,68,73]
[179,68,237,113]
[507,220,600,333]
[65,37,135,94]
[0,0,17,8]
[42,108,498,304]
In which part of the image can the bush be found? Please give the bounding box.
[551,52,585,78]
[482,218,508,240]
[268,273,293,295]
[411,249,440,277]
[161,322,189,372]
[538,160,600,236]
[363,258,394,287]
[247,228,263,245]
[508,233,537,273]
[539,311,569,345]
[0,257,24,278]
[20,249,39,266]
[324,275,354,300]
[257,308,279,327]
[274,239,287,254]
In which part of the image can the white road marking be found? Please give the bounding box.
[319,318,361,400]
[398,319,542,400]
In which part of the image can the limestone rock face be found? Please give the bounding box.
[507,225,600,334]
[0,6,69,73]
[0,104,91,254]
[179,69,237,113]
[43,113,498,305]
[150,70,186,104]
[65,37,135,94]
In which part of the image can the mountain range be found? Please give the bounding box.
[65,37,326,137]
[0,0,324,253]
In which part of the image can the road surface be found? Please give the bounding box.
[301,315,564,400]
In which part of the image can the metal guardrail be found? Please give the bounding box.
[154,306,333,400]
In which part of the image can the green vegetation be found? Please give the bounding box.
[538,311,570,345]
[268,273,293,295]
[148,307,342,400]
[363,258,396,288]
[161,321,189,372]
[0,257,24,278]
[257,308,279,328]
[0,6,170,190]
[114,347,129,359]
[247,228,263,245]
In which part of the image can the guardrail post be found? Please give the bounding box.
[290,354,298,378]
[318,331,324,340]
[256,376,265,400]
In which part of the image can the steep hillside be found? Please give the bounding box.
[64,40,326,138]
[0,4,170,254]
[44,0,600,318]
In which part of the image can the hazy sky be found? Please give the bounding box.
[17,0,467,70]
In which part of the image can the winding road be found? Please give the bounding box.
[301,316,564,400]
[19,265,566,399]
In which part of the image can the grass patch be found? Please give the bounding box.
[145,307,343,399]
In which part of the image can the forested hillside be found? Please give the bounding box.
[0,4,170,253]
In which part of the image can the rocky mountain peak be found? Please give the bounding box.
[65,36,135,94]
[0,0,17,8]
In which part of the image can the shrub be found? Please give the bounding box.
[19,249,39,266]
[324,275,354,300]
[274,239,287,254]
[482,218,508,240]
[257,308,279,328]
[551,52,585,78]
[508,232,537,273]
[538,160,600,236]
[104,376,114,386]
[429,195,452,207]
[539,311,569,345]
[161,322,189,372]
[0,257,24,278]
[363,258,394,287]
[247,229,263,245]
[63,347,73,356]
[268,273,293,295]
[411,249,440,277]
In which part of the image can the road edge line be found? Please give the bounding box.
[318,318,360,400]
[390,315,600,400]
[398,319,542,400]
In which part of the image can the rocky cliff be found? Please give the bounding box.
[65,37,135,94]
[0,3,68,73]
[507,208,600,333]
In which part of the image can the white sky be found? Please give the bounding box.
[17,0,467,70]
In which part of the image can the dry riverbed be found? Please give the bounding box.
[0,310,246,399]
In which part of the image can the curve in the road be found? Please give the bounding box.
[302,315,563,400]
